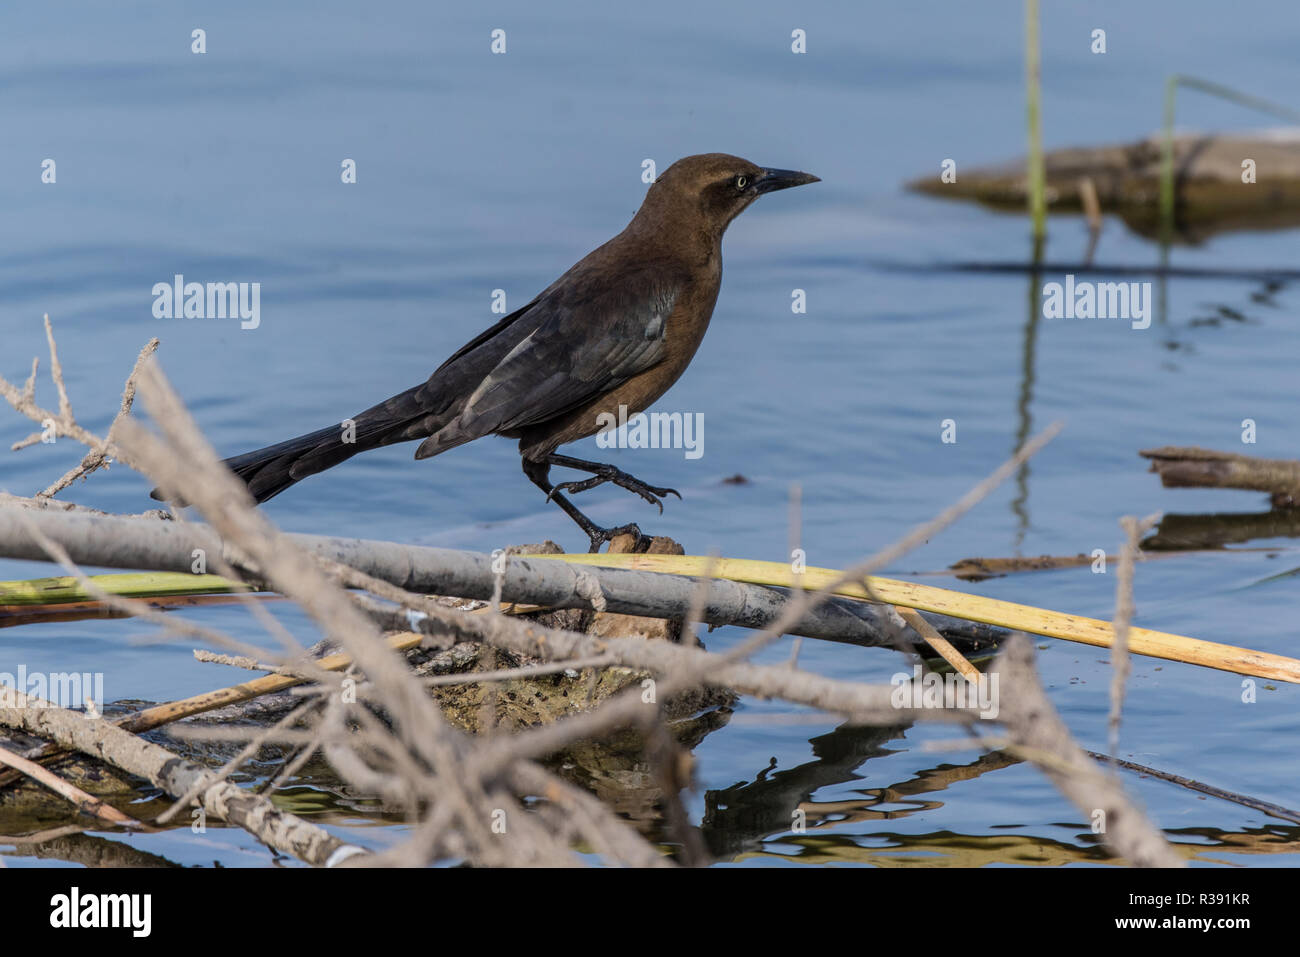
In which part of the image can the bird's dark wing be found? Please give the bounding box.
[416,263,684,456]
[430,296,543,375]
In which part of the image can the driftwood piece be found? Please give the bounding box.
[1140,445,1300,507]
[0,507,1006,654]
[0,687,368,866]
[949,553,1105,581]
[908,132,1300,241]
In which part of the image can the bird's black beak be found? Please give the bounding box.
[753,168,820,194]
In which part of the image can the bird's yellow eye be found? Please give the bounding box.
[734,175,749,190]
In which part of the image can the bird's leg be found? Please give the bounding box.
[543,452,681,514]
[522,458,647,553]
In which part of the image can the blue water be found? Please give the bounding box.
[2,0,1298,866]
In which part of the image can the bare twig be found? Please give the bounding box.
[0,315,157,494]
[1109,513,1161,764]
[994,636,1183,867]
[0,686,365,866]
[0,738,141,828]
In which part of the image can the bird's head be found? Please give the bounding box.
[644,153,819,236]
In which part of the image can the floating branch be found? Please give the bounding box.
[0,508,1006,654]
[544,552,1300,685]
[1141,445,1300,507]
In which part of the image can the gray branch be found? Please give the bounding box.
[0,506,1006,653]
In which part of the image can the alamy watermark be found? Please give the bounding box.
[1042,274,1151,329]
[891,665,999,719]
[595,404,704,459]
[152,274,260,329]
[0,665,104,712]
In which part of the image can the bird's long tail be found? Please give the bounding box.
[219,424,366,503]
[151,385,429,505]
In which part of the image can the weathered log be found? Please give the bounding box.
[908,132,1300,241]
[0,507,1007,653]
[0,687,367,867]
[1140,445,1300,507]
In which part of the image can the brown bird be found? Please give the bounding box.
[168,154,818,550]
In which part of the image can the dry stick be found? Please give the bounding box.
[0,316,155,486]
[0,686,366,867]
[551,553,1300,685]
[896,606,981,681]
[995,636,1183,867]
[0,732,141,828]
[1082,750,1300,825]
[5,478,1289,858]
[193,648,316,679]
[8,501,1164,866]
[41,327,159,498]
[1141,445,1300,506]
[1109,513,1161,765]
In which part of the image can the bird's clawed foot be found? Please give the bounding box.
[546,463,681,514]
[583,522,650,554]
[524,455,674,554]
